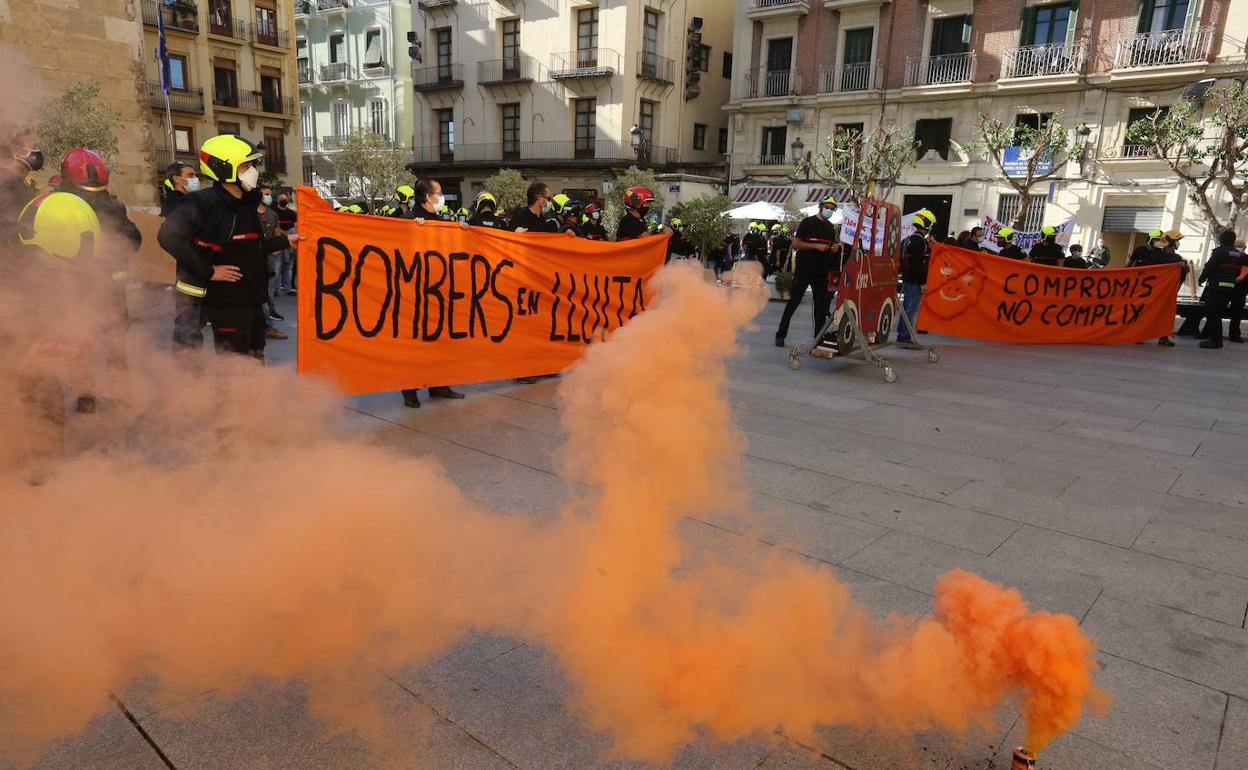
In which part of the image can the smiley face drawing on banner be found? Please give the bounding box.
[924,246,988,321]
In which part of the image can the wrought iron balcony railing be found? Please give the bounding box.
[904,52,975,87]
[1002,41,1087,79]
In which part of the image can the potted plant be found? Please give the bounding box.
[774,269,794,301]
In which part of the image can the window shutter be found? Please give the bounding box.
[1066,1,1081,44]
[365,31,382,65]
[1137,0,1152,34]
[1183,0,1198,29]
[1020,7,1037,46]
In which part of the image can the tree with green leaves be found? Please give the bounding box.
[804,125,917,207]
[329,129,406,210]
[605,165,663,238]
[481,168,529,216]
[672,193,731,260]
[972,112,1084,229]
[34,81,121,169]
[1125,80,1248,234]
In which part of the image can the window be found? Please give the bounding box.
[694,44,710,72]
[331,101,348,137]
[436,28,453,78]
[1014,112,1053,134]
[369,99,387,138]
[836,122,865,138]
[296,39,309,82]
[997,194,1046,232]
[254,1,278,46]
[577,7,598,67]
[364,29,384,68]
[1022,2,1074,46]
[575,98,596,158]
[842,28,873,90]
[1139,0,1190,34]
[639,99,655,145]
[760,126,787,163]
[644,10,660,57]
[914,117,953,160]
[930,15,972,56]
[1125,106,1168,156]
[174,125,193,153]
[501,102,519,159]
[763,37,793,96]
[264,126,286,173]
[302,162,314,186]
[329,33,345,63]
[502,19,520,72]
[217,121,240,136]
[209,0,232,34]
[213,62,237,107]
[723,51,733,79]
[718,127,728,154]
[693,123,706,151]
[260,69,282,113]
[300,103,313,141]
[168,54,188,90]
[437,108,454,160]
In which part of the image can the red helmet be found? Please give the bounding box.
[584,202,601,215]
[62,148,110,191]
[623,185,654,209]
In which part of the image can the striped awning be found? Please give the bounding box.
[733,186,792,205]
[804,186,852,203]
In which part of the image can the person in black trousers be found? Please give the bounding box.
[775,197,842,347]
[1200,230,1246,349]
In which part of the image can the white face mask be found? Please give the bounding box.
[238,165,260,192]
[261,194,273,206]
[820,207,836,220]
[184,176,200,193]
[431,194,444,210]
[590,211,601,221]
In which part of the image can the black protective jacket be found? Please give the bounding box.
[581,221,608,241]
[157,184,288,306]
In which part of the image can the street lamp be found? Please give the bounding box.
[790,136,809,181]
[629,122,648,164]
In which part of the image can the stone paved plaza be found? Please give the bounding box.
[30,295,1248,770]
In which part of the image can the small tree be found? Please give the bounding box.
[330,129,406,209]
[674,193,732,260]
[482,167,529,215]
[1126,80,1248,234]
[605,165,663,238]
[805,125,917,207]
[972,112,1083,228]
[35,81,121,169]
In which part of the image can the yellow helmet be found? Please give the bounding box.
[1164,229,1183,242]
[916,209,937,227]
[998,227,1016,242]
[394,184,416,203]
[474,191,497,210]
[1041,225,1057,237]
[671,218,684,228]
[18,192,101,260]
[198,134,263,184]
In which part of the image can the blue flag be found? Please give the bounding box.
[156,4,171,95]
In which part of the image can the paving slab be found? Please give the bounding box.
[942,481,1149,548]
[28,709,168,770]
[1216,696,1248,770]
[1132,521,1248,578]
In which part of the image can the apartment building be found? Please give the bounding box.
[140,0,302,186]
[726,0,1248,262]
[295,0,415,199]
[403,0,734,210]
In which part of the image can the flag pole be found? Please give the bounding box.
[156,4,176,163]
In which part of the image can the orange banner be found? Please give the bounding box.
[294,187,667,395]
[921,242,1183,344]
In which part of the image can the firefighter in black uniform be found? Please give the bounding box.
[159,161,199,217]
[668,217,693,260]
[1199,230,1246,349]
[0,126,41,246]
[1028,225,1064,266]
[552,194,583,236]
[467,191,508,230]
[581,202,608,241]
[742,222,768,272]
[158,134,301,358]
[1128,229,1187,346]
[770,223,792,273]
[997,228,1026,260]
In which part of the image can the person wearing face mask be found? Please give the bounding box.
[509,181,560,233]
[467,191,507,230]
[617,186,661,241]
[160,161,200,217]
[1063,243,1090,269]
[157,134,302,358]
[0,127,42,245]
[580,202,607,240]
[273,191,297,294]
[774,196,843,348]
[551,194,583,236]
[256,184,288,340]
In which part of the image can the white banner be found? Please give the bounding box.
[979,214,1075,253]
[839,209,922,251]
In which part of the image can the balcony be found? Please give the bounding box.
[746,0,810,18]
[904,52,975,87]
[361,60,390,77]
[1114,26,1214,70]
[142,0,199,34]
[216,89,294,115]
[549,49,620,79]
[209,16,246,40]
[478,56,538,85]
[319,0,349,10]
[417,0,456,8]
[1001,41,1087,79]
[294,0,312,15]
[816,61,879,93]
[298,62,313,85]
[413,63,464,91]
[320,62,350,83]
[251,22,289,48]
[148,82,205,114]
[755,154,789,166]
[637,52,675,85]
[301,136,316,152]
[744,67,802,98]
[321,135,349,151]
[406,140,679,170]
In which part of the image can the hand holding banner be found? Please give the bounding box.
[295,187,668,395]
[921,243,1182,344]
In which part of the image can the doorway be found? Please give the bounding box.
[902,193,953,241]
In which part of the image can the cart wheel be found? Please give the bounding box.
[837,311,857,353]
[927,348,940,364]
[789,355,801,371]
[877,303,894,345]
[883,366,898,384]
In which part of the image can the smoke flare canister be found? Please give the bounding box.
[1011,747,1037,770]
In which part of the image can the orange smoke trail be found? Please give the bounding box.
[0,259,1104,767]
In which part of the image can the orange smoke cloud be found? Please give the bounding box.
[0,259,1104,767]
